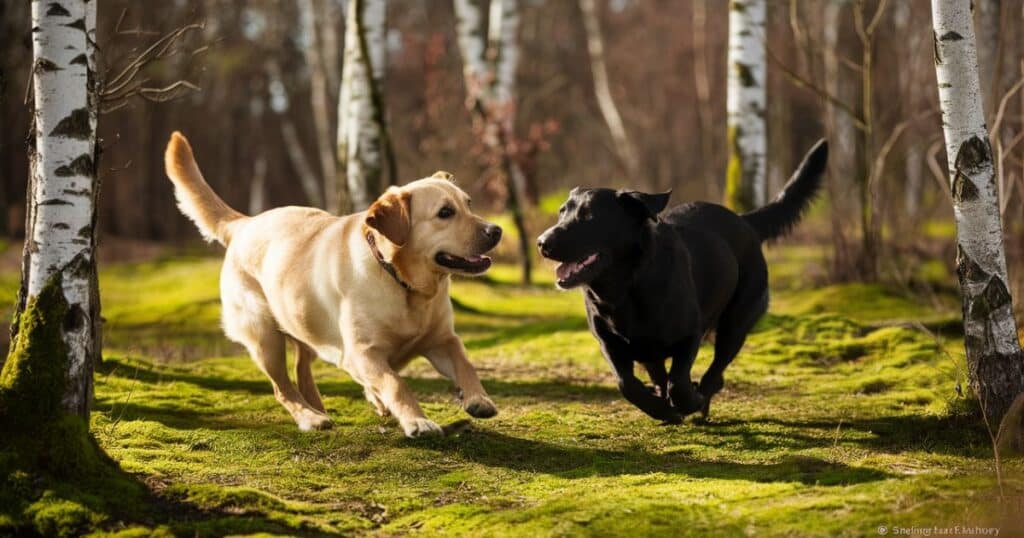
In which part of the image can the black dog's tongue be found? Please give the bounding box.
[556,261,579,281]
[556,253,598,281]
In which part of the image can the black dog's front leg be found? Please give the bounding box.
[668,335,705,416]
[642,362,669,399]
[602,346,682,424]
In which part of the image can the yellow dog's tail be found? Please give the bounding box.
[164,131,245,246]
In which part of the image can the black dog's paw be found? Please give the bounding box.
[696,378,721,419]
[668,383,706,416]
[660,411,684,425]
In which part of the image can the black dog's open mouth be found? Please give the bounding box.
[435,252,492,274]
[555,253,603,288]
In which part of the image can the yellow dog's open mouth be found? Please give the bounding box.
[435,252,492,274]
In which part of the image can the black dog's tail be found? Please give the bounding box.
[742,139,828,242]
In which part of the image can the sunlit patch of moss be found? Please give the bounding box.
[770,282,959,327]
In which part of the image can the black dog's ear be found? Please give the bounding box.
[616,190,671,220]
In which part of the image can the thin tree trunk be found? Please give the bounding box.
[13,0,100,418]
[489,0,531,285]
[691,0,717,198]
[578,0,638,176]
[266,60,324,208]
[249,155,267,215]
[822,0,855,278]
[319,0,342,99]
[300,0,340,212]
[974,0,1000,117]
[281,119,324,208]
[724,0,767,212]
[454,0,532,285]
[337,0,391,212]
[894,1,924,218]
[932,0,1024,424]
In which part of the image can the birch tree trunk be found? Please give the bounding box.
[724,0,767,212]
[932,0,1024,424]
[8,0,100,419]
[300,0,340,212]
[578,0,638,176]
[453,0,532,285]
[337,0,390,212]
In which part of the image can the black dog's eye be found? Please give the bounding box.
[577,206,591,219]
[437,206,455,219]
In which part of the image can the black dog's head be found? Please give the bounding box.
[537,187,671,289]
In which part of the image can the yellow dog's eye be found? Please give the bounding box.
[438,206,455,219]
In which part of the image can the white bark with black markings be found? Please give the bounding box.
[932,0,1023,422]
[453,0,533,284]
[337,0,388,212]
[725,0,767,211]
[23,0,100,417]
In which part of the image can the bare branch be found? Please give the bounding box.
[868,108,939,190]
[765,46,867,131]
[926,139,952,199]
[866,0,890,36]
[991,61,1024,135]
[101,21,203,114]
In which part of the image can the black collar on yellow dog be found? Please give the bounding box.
[365,231,411,291]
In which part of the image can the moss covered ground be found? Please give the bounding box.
[1,246,1022,536]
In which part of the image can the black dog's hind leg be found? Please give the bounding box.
[667,334,705,416]
[700,287,769,418]
[642,362,669,399]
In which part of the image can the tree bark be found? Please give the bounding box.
[12,0,100,418]
[300,0,340,212]
[453,0,532,285]
[337,0,391,212]
[578,0,638,176]
[932,0,1024,424]
[724,0,767,212]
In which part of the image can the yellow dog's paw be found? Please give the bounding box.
[295,410,334,432]
[402,418,444,438]
[464,394,498,419]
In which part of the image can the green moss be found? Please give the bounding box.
[1,253,1021,535]
[724,124,753,212]
[0,274,71,431]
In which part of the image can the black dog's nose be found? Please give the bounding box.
[484,224,502,242]
[537,232,551,257]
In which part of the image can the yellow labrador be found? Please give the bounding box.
[164,132,501,437]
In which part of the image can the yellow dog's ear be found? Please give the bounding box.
[431,170,455,182]
[366,188,411,247]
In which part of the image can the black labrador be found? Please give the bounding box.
[537,140,828,423]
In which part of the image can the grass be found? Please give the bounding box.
[2,247,1022,536]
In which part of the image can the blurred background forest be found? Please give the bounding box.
[1,0,1023,297]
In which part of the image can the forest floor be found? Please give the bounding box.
[1,244,1023,536]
